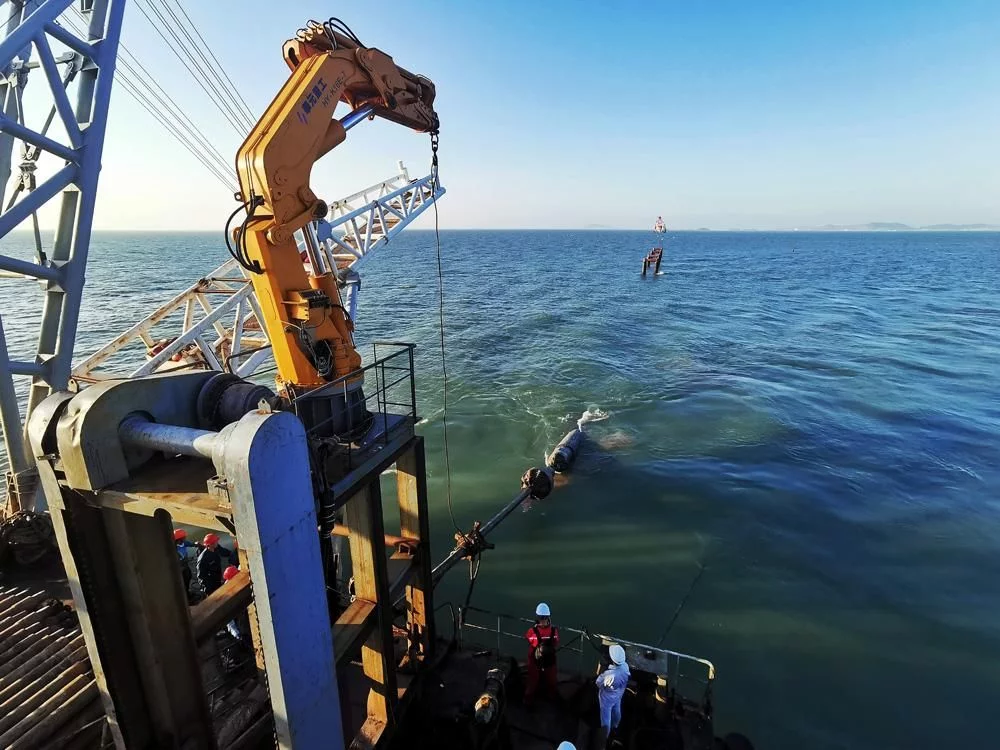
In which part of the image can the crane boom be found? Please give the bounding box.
[234,22,438,398]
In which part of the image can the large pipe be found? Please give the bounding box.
[431,467,554,585]
[0,630,62,682]
[474,666,507,724]
[0,586,33,610]
[0,602,64,645]
[118,415,219,460]
[429,421,594,590]
[0,634,82,685]
[0,645,88,710]
[0,623,48,665]
[0,658,90,737]
[546,428,584,473]
[431,487,528,585]
[2,677,99,750]
[0,591,45,628]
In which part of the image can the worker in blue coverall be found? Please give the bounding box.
[596,643,630,737]
[174,528,201,604]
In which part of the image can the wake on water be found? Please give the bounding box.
[577,406,610,431]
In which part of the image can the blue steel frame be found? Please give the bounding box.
[0,0,124,509]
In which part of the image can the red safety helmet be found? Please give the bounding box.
[173,529,187,541]
[222,565,239,582]
[203,533,220,547]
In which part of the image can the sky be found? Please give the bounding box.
[14,0,1000,230]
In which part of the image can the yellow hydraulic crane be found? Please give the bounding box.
[232,19,438,403]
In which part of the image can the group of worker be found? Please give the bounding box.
[525,603,631,748]
[173,528,238,604]
[170,536,627,740]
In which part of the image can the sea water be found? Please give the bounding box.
[2,229,999,748]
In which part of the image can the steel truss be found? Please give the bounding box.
[70,164,443,387]
[0,0,124,510]
[315,161,445,321]
[0,4,442,510]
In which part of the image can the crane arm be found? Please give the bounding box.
[234,22,437,394]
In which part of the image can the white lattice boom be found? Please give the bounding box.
[72,163,444,384]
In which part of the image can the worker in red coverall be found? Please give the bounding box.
[524,602,560,706]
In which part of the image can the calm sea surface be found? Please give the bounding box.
[2,229,999,748]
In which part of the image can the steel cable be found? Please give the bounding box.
[63,11,237,192]
[68,7,234,174]
[132,0,249,135]
[114,62,236,185]
[173,0,255,123]
[155,0,255,129]
[113,41,235,174]
[113,75,236,191]
[431,133,462,536]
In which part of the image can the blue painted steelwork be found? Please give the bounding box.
[0,0,124,508]
[214,410,344,747]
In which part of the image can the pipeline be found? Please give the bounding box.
[432,422,587,587]
[473,665,507,724]
[546,427,584,473]
[0,586,104,749]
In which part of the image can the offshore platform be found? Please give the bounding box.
[641,217,666,277]
[0,3,753,749]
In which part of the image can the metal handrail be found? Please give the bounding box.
[291,343,418,447]
[292,343,414,404]
[457,606,715,697]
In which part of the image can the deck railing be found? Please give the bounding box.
[291,342,417,470]
[458,605,715,709]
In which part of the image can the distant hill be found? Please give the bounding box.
[806,222,1000,232]
[919,223,1000,231]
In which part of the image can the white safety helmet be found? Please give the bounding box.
[535,602,551,617]
[556,743,576,750]
[609,644,626,665]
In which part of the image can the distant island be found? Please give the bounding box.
[799,222,1000,232]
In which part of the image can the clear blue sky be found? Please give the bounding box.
[83,0,1000,229]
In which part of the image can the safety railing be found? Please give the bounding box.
[291,342,417,458]
[458,605,715,709]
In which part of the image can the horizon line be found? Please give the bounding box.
[12,226,1000,233]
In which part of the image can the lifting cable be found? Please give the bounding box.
[172,1,255,124]
[113,77,235,192]
[112,65,235,188]
[431,132,463,537]
[135,0,253,133]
